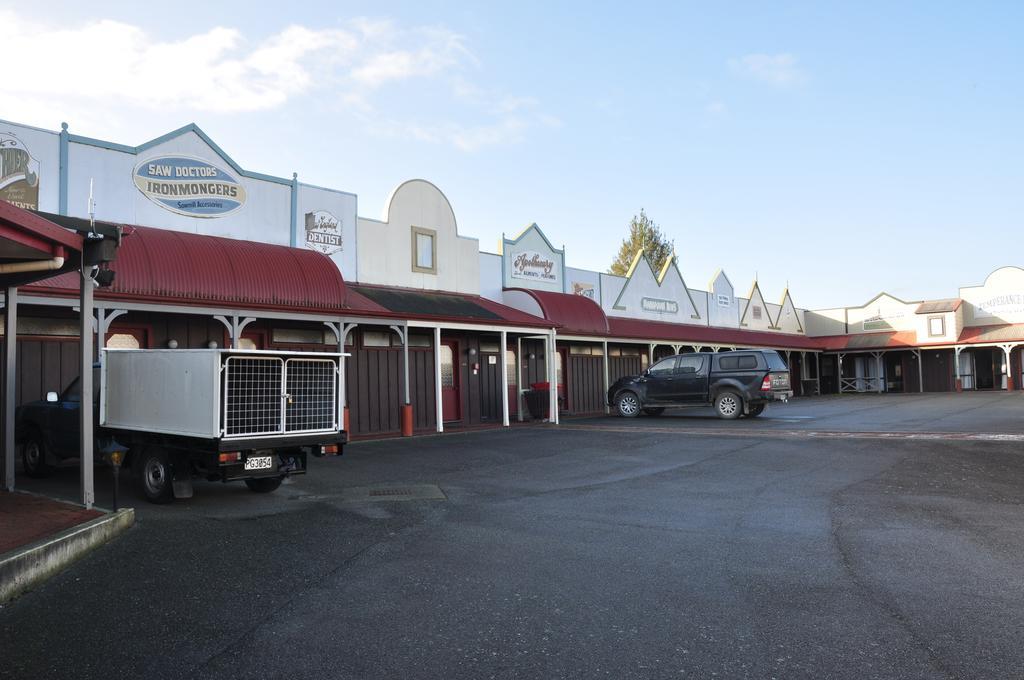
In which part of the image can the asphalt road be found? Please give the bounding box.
[3,394,1024,679]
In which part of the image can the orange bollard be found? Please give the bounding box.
[343,406,350,433]
[401,404,414,436]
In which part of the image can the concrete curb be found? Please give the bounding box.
[0,507,135,604]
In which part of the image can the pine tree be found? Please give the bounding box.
[608,209,674,276]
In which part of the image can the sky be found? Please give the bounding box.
[3,1,1022,310]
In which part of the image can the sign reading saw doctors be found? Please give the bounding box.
[0,132,40,210]
[134,155,247,217]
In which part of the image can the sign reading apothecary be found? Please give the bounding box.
[0,132,40,210]
[304,210,343,255]
[133,155,247,217]
[511,251,558,284]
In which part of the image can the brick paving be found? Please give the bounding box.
[0,491,103,554]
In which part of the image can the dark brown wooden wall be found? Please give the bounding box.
[922,350,954,392]
[608,356,642,383]
[345,344,436,436]
[0,339,81,406]
[566,355,605,414]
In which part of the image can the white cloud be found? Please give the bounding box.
[0,10,548,151]
[729,53,806,87]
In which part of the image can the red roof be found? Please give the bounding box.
[344,284,552,328]
[607,317,823,350]
[25,225,347,313]
[0,200,83,254]
[505,288,609,335]
[813,330,920,351]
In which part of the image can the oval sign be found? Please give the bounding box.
[133,155,247,218]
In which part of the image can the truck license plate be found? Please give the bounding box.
[244,456,274,471]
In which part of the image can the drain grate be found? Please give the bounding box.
[294,483,448,503]
[369,488,418,498]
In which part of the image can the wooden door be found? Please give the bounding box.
[440,341,460,421]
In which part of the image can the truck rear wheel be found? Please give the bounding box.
[245,476,283,493]
[134,447,174,504]
[714,391,742,420]
[22,434,52,478]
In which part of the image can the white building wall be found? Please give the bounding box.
[565,266,600,301]
[480,252,503,301]
[960,266,1024,327]
[67,131,292,243]
[356,179,479,295]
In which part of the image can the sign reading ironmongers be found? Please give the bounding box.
[133,155,247,217]
[511,251,558,283]
[304,210,343,256]
[0,132,40,209]
[641,297,679,314]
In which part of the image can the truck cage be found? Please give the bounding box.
[100,349,347,441]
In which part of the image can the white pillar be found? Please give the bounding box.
[648,343,655,366]
[548,330,558,424]
[815,353,821,395]
[516,336,524,423]
[434,327,443,432]
[875,352,884,393]
[602,340,610,415]
[1002,345,1013,390]
[80,261,95,509]
[500,330,509,427]
[3,287,17,491]
[838,353,845,393]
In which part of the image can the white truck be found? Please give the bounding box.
[17,348,347,503]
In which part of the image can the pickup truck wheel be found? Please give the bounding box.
[22,435,52,478]
[615,392,641,418]
[714,391,742,420]
[245,476,283,493]
[134,448,174,504]
[642,407,665,416]
[747,404,765,417]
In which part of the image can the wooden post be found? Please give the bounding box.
[3,287,17,491]
[80,260,94,509]
[434,327,443,433]
[500,330,509,427]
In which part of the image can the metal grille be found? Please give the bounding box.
[224,357,284,436]
[223,354,339,438]
[285,358,337,433]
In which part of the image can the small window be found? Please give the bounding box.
[719,355,758,370]
[407,334,432,348]
[752,306,762,320]
[928,316,945,337]
[411,226,437,274]
[677,356,705,374]
[649,357,678,376]
[272,328,326,345]
[506,350,518,386]
[479,338,500,353]
[106,333,141,349]
[363,331,392,348]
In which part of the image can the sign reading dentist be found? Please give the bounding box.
[134,155,247,217]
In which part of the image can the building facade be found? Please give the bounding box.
[1,116,1020,452]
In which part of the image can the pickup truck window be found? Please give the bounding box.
[677,356,705,374]
[649,357,678,376]
[719,355,758,370]
[765,352,789,371]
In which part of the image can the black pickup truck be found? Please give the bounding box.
[608,349,793,419]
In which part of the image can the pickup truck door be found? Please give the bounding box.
[49,377,82,457]
[675,355,710,402]
[644,357,680,402]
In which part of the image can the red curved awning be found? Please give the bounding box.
[505,288,608,335]
[27,225,346,313]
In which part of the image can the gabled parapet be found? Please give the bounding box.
[605,250,701,322]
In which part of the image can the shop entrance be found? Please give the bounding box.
[440,340,461,421]
[974,348,998,390]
